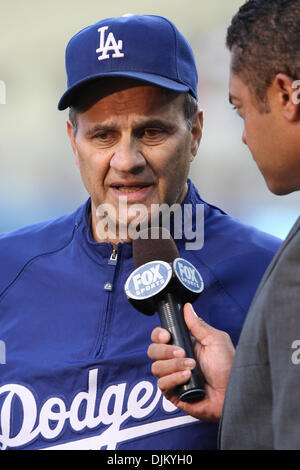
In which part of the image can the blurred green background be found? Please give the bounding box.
[1,0,299,239]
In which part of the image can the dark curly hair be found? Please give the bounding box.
[226,0,300,108]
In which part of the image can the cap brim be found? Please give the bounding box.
[58,71,192,110]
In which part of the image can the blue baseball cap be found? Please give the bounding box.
[58,14,198,110]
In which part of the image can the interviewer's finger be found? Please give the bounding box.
[158,369,192,393]
[151,357,196,378]
[183,303,221,342]
[150,326,171,344]
[147,343,185,361]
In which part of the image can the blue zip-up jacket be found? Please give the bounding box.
[0,181,281,450]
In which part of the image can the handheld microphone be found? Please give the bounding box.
[124,228,206,403]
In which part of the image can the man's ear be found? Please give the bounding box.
[273,73,300,121]
[190,110,203,160]
[67,120,80,167]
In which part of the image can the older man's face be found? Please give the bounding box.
[67,80,202,242]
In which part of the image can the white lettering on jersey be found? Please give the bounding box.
[0,368,198,450]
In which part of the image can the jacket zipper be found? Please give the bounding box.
[104,246,118,291]
[94,245,119,357]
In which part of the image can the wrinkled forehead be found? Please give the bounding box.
[71,77,183,114]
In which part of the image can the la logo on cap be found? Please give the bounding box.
[96,26,125,61]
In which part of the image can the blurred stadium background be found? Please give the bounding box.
[1,0,299,240]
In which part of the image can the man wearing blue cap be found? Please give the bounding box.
[0,15,280,450]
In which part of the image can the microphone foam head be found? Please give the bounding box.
[132,227,179,268]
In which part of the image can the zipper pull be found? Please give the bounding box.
[104,247,118,291]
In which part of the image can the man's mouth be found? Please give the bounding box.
[111,183,153,193]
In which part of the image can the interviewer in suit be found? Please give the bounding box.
[147,0,300,449]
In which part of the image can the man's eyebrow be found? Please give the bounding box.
[229,93,240,104]
[86,124,115,137]
[133,118,176,131]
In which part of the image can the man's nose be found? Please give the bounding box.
[110,138,146,174]
[242,129,247,146]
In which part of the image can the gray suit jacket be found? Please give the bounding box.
[219,217,300,449]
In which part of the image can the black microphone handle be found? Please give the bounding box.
[157,292,206,402]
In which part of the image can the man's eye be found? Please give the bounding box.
[94,132,110,139]
[92,131,117,145]
[141,128,166,140]
[231,106,244,120]
[145,128,161,135]
[94,132,116,142]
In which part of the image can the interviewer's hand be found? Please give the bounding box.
[147,303,235,422]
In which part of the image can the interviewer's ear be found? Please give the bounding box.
[190,110,203,159]
[273,73,300,121]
